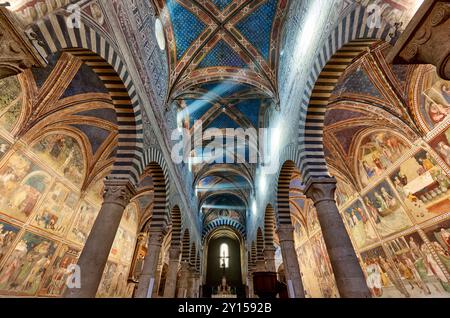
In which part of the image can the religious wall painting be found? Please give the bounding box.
[423,219,450,281]
[362,180,412,237]
[110,226,136,264]
[295,241,323,298]
[0,76,23,132]
[0,137,10,161]
[306,202,320,234]
[32,134,85,185]
[32,182,79,236]
[343,200,378,249]
[292,219,307,246]
[309,233,339,298]
[0,231,57,295]
[335,180,356,207]
[68,201,99,245]
[97,262,131,298]
[97,261,118,297]
[38,245,80,297]
[360,245,409,298]
[0,220,20,264]
[385,232,450,296]
[0,152,51,222]
[390,150,450,223]
[419,67,450,128]
[357,131,409,187]
[429,127,450,168]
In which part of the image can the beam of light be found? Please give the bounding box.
[201,204,247,211]
[252,200,257,216]
[196,182,250,192]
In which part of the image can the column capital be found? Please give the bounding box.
[0,8,46,79]
[147,229,164,246]
[304,177,337,204]
[168,247,181,260]
[264,245,276,253]
[276,224,295,242]
[102,179,136,208]
[387,0,450,80]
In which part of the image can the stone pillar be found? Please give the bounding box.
[264,246,277,272]
[386,0,450,80]
[64,179,135,298]
[305,177,371,298]
[187,267,197,298]
[276,225,305,298]
[135,230,164,298]
[177,261,190,298]
[163,247,181,298]
[0,7,46,79]
[151,260,163,298]
[193,272,201,298]
[247,271,255,298]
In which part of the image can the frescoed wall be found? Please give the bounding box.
[290,172,340,298]
[324,46,450,298]
[0,53,140,298]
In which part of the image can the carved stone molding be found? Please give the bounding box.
[387,0,450,80]
[102,178,136,208]
[304,177,338,204]
[0,8,45,79]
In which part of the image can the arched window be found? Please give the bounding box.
[219,243,229,269]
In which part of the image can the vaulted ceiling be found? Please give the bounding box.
[154,0,289,228]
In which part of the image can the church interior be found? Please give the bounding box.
[0,0,449,299]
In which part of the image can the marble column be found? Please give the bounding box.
[276,225,305,298]
[264,246,277,272]
[193,272,201,298]
[187,267,197,298]
[305,177,371,298]
[177,261,190,298]
[163,247,181,298]
[135,230,164,298]
[64,179,135,298]
[247,271,255,298]
[151,261,163,298]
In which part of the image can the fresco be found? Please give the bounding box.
[358,132,409,187]
[0,76,22,132]
[423,219,450,278]
[0,220,20,263]
[38,245,80,296]
[390,150,450,222]
[0,137,10,161]
[362,180,412,237]
[361,246,410,297]
[430,127,450,168]
[97,262,131,298]
[309,234,339,298]
[385,232,450,296]
[32,182,79,235]
[68,201,99,244]
[0,231,57,295]
[335,180,356,207]
[110,204,138,264]
[33,134,85,185]
[420,68,450,128]
[296,241,323,298]
[0,152,51,222]
[343,200,378,248]
[204,209,243,224]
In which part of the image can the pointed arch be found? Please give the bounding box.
[29,14,145,184]
[297,3,398,184]
[181,229,191,263]
[264,204,275,249]
[276,160,296,226]
[170,205,182,250]
[256,228,265,264]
